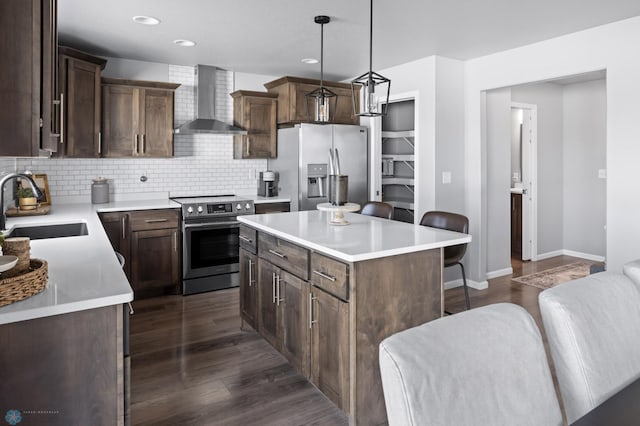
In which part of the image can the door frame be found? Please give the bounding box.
[511,102,538,261]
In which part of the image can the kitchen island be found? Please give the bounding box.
[238,210,471,425]
[0,199,177,425]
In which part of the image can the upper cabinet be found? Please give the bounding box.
[264,76,361,126]
[55,46,107,158]
[231,90,278,159]
[101,78,179,158]
[0,0,59,156]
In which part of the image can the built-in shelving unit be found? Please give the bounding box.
[381,100,415,223]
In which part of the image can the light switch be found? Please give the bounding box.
[598,169,606,179]
[442,171,452,184]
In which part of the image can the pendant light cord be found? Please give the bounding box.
[369,0,373,78]
[320,21,324,89]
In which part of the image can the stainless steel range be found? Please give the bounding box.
[171,195,255,295]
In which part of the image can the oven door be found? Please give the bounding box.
[183,217,240,280]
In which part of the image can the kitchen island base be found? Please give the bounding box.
[239,217,448,425]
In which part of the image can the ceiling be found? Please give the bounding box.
[58,0,640,82]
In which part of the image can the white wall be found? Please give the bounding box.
[234,72,279,92]
[485,88,512,273]
[466,16,640,277]
[563,79,607,258]
[102,57,169,81]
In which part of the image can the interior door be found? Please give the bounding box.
[521,108,534,260]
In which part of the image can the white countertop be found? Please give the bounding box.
[0,199,179,325]
[238,210,471,263]
[250,196,291,204]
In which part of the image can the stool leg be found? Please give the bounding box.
[459,262,471,310]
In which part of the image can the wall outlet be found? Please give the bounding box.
[442,171,452,184]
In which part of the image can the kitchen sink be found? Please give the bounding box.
[6,222,88,240]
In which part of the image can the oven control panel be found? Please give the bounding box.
[182,199,255,218]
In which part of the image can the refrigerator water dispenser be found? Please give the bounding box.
[307,164,327,198]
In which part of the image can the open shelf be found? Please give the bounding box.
[382,177,414,186]
[382,130,415,139]
[382,154,414,162]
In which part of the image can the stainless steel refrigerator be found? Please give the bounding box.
[268,123,369,211]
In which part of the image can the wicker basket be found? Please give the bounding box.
[0,259,48,307]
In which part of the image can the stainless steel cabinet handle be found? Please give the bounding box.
[98,132,102,154]
[268,249,286,259]
[145,218,168,223]
[276,275,283,306]
[272,272,276,304]
[59,93,64,143]
[239,235,253,243]
[245,135,250,156]
[309,293,317,329]
[127,302,134,315]
[121,216,127,240]
[134,134,139,155]
[248,259,253,287]
[142,134,146,154]
[312,270,336,282]
[173,231,177,252]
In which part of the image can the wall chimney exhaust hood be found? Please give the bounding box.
[174,65,247,135]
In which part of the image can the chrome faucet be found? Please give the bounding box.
[0,173,43,231]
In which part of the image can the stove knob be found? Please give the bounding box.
[186,206,194,214]
[197,205,204,214]
[236,203,242,211]
[245,203,251,210]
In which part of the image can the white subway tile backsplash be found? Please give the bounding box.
[9,64,267,201]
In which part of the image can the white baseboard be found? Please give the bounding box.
[536,249,605,263]
[444,278,488,290]
[486,267,513,279]
[563,250,606,263]
[534,250,564,261]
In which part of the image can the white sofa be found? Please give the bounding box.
[539,269,640,423]
[379,303,562,426]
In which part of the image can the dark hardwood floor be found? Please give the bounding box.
[130,255,595,425]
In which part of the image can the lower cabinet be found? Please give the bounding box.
[99,209,180,298]
[239,248,258,329]
[310,286,349,411]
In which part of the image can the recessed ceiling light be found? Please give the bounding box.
[132,15,160,25]
[174,39,196,47]
[301,58,319,65]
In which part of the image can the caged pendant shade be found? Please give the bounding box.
[351,0,390,117]
[305,15,337,123]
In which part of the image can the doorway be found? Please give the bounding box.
[510,103,537,261]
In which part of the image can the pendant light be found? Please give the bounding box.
[306,15,337,123]
[351,0,390,116]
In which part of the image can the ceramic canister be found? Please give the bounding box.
[91,178,109,204]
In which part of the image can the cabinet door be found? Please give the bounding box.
[243,96,277,158]
[130,228,179,294]
[139,88,174,157]
[239,249,258,329]
[102,85,138,157]
[311,287,350,411]
[60,57,101,157]
[280,270,309,377]
[98,211,130,278]
[258,261,280,350]
[0,0,57,155]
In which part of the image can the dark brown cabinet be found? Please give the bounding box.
[99,209,180,298]
[231,90,278,159]
[264,76,361,126]
[0,0,59,156]
[101,78,179,158]
[56,47,106,157]
[511,193,522,258]
[310,286,349,411]
[258,260,280,348]
[239,248,258,329]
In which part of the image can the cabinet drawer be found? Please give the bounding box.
[259,233,309,280]
[129,209,179,231]
[239,225,257,254]
[310,253,349,301]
